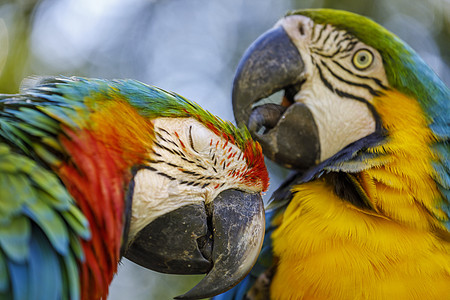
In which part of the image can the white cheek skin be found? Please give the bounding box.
[297,80,376,161]
[277,15,386,162]
[127,117,262,244]
[128,168,205,242]
[150,118,260,195]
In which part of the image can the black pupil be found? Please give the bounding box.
[359,54,367,62]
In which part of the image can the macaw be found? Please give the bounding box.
[0,76,269,300]
[217,9,450,299]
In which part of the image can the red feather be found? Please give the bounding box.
[54,100,155,299]
[57,127,138,299]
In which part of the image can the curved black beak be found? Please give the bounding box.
[124,189,265,299]
[232,26,320,170]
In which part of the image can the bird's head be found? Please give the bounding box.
[96,82,270,299]
[232,9,448,174]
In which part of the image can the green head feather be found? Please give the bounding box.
[1,76,264,170]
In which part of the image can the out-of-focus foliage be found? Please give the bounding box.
[0,0,448,299]
[0,0,36,93]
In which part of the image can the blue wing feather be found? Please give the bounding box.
[0,77,96,299]
[23,198,69,256]
[28,227,62,300]
[7,259,29,300]
[0,217,30,264]
[63,250,81,300]
[0,143,89,299]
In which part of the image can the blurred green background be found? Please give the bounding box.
[0,0,448,299]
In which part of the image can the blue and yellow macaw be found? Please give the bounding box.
[219,9,450,299]
[0,76,269,300]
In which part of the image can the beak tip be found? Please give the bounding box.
[175,190,265,299]
[126,190,265,299]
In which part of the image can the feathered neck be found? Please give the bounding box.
[56,128,128,299]
[53,99,155,299]
[269,89,450,299]
[357,90,448,230]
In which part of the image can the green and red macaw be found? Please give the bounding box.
[0,76,269,300]
[216,9,450,299]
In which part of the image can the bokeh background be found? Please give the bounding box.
[0,0,448,299]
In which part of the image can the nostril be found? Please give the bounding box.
[298,23,305,36]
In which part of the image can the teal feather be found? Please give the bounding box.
[30,143,61,166]
[11,108,59,133]
[432,143,450,170]
[28,168,72,210]
[0,141,88,299]
[14,123,48,138]
[28,227,62,300]
[63,250,81,300]
[68,231,85,261]
[62,207,91,240]
[23,197,69,256]
[0,217,30,263]
[36,105,79,128]
[0,174,32,222]
[7,260,28,300]
[433,161,450,189]
[0,121,30,155]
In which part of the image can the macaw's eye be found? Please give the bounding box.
[188,123,213,153]
[352,49,373,70]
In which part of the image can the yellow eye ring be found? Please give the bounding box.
[352,49,373,70]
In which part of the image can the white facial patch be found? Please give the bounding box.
[128,117,257,242]
[278,15,389,162]
[128,167,204,243]
[296,80,376,161]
